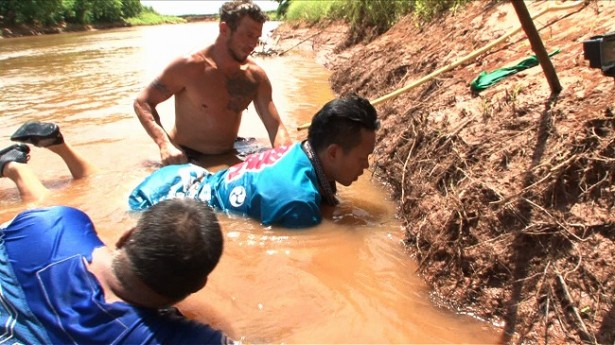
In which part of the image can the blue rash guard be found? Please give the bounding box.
[0,206,229,345]
[129,143,322,228]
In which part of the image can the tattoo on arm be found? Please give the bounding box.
[149,78,173,98]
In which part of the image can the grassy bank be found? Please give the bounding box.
[283,0,470,43]
[127,5,281,26]
[125,7,186,26]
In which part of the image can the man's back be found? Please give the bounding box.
[129,143,323,228]
[207,142,321,227]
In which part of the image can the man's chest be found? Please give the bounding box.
[184,68,259,113]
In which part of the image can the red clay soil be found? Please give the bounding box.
[273,1,614,344]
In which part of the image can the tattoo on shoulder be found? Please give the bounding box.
[150,79,172,97]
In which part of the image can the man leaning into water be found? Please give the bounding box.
[130,94,380,228]
[134,0,292,166]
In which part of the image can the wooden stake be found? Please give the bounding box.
[510,0,562,94]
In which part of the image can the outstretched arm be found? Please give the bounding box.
[134,58,190,165]
[253,70,292,148]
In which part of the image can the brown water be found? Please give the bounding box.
[0,22,501,343]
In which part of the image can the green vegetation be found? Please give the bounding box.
[264,11,281,22]
[0,0,183,27]
[284,1,338,24]
[411,0,470,23]
[281,0,471,43]
[125,6,186,26]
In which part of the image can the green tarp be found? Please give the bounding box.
[470,49,561,92]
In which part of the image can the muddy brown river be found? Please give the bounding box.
[0,21,501,343]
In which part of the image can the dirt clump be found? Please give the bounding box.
[274,1,614,344]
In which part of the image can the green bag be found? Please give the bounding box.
[470,49,561,92]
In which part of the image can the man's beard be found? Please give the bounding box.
[229,47,248,63]
[227,34,249,63]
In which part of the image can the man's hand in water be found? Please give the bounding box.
[160,143,188,166]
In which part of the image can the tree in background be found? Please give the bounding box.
[92,0,123,23]
[122,0,143,19]
[62,0,94,25]
[0,0,21,25]
[0,0,63,26]
[1,0,143,26]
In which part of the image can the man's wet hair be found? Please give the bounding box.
[220,0,268,31]
[308,94,379,153]
[119,198,224,301]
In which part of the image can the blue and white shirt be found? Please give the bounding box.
[130,143,322,228]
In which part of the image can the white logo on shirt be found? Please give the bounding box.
[228,186,247,207]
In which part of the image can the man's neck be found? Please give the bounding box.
[302,141,338,206]
[87,248,173,309]
[86,246,125,304]
[211,40,244,73]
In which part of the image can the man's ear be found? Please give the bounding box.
[325,144,340,161]
[116,227,136,249]
[219,21,229,36]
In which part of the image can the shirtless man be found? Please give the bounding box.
[134,0,292,166]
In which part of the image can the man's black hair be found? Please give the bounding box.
[307,93,379,153]
[220,0,268,31]
[121,198,223,301]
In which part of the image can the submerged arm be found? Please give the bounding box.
[134,57,190,165]
[253,69,292,147]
